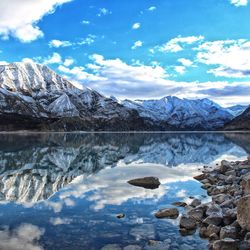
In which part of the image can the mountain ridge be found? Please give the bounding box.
[0,62,248,131]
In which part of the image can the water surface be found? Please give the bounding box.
[0,132,249,250]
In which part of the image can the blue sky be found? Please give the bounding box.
[0,0,250,106]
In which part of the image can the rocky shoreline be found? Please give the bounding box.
[175,157,250,250]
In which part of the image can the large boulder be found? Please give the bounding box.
[179,215,197,230]
[127,177,160,189]
[212,238,238,250]
[241,173,250,195]
[237,195,250,230]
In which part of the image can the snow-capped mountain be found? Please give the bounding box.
[225,105,248,117]
[0,62,146,131]
[225,105,250,130]
[122,96,235,130]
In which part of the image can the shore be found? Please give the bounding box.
[184,157,250,249]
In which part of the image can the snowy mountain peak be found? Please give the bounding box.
[0,62,76,94]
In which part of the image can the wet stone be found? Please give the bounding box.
[155,208,179,219]
[127,177,160,189]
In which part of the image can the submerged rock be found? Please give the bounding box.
[127,177,160,189]
[155,208,179,219]
[116,213,125,219]
[171,201,187,207]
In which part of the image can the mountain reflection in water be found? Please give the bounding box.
[0,132,249,250]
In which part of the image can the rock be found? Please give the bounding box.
[213,238,238,250]
[220,226,238,239]
[145,240,170,250]
[239,241,250,250]
[127,177,160,189]
[117,213,125,219]
[212,194,232,204]
[123,245,141,250]
[179,227,196,236]
[155,208,179,219]
[187,208,204,221]
[210,233,219,241]
[206,203,222,216]
[179,215,197,230]
[101,244,122,250]
[171,201,187,207]
[199,227,207,238]
[241,173,250,194]
[207,224,221,237]
[220,160,233,173]
[193,173,207,181]
[244,232,250,241]
[237,194,250,230]
[203,212,223,226]
[190,198,201,207]
[223,208,237,225]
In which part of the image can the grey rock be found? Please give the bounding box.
[206,203,222,216]
[123,245,141,250]
[155,208,179,219]
[207,224,221,237]
[237,194,250,231]
[220,226,238,239]
[241,173,250,194]
[171,201,187,207]
[213,238,238,250]
[101,244,122,250]
[187,207,204,221]
[128,177,160,189]
[179,215,197,230]
[190,198,201,207]
[203,212,223,226]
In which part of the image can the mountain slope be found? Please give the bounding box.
[0,62,148,131]
[224,106,250,130]
[122,96,234,130]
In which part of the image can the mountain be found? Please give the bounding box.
[225,105,247,117]
[0,62,148,131]
[122,96,234,130]
[224,105,250,130]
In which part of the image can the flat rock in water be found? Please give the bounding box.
[155,208,179,219]
[127,177,160,189]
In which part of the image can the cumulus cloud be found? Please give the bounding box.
[132,23,141,30]
[0,224,44,250]
[49,35,96,48]
[131,40,143,50]
[49,40,72,48]
[49,217,72,226]
[0,0,73,42]
[43,52,62,64]
[178,58,193,67]
[230,0,248,7]
[196,39,250,78]
[50,53,248,106]
[156,35,204,53]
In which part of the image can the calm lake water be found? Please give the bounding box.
[0,132,249,250]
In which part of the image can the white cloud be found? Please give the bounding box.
[49,39,72,48]
[64,58,74,67]
[0,61,8,65]
[131,40,143,50]
[78,34,96,45]
[174,66,186,75]
[81,20,90,25]
[49,217,72,226]
[0,224,44,250]
[132,23,141,30]
[230,0,248,7]
[97,8,112,17]
[43,52,62,65]
[148,6,157,11]
[157,35,204,53]
[178,58,193,67]
[196,39,250,78]
[0,0,73,42]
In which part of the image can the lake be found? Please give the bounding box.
[0,132,249,250]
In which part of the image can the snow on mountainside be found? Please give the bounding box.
[225,105,248,117]
[122,96,234,130]
[225,106,250,130]
[0,62,146,131]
